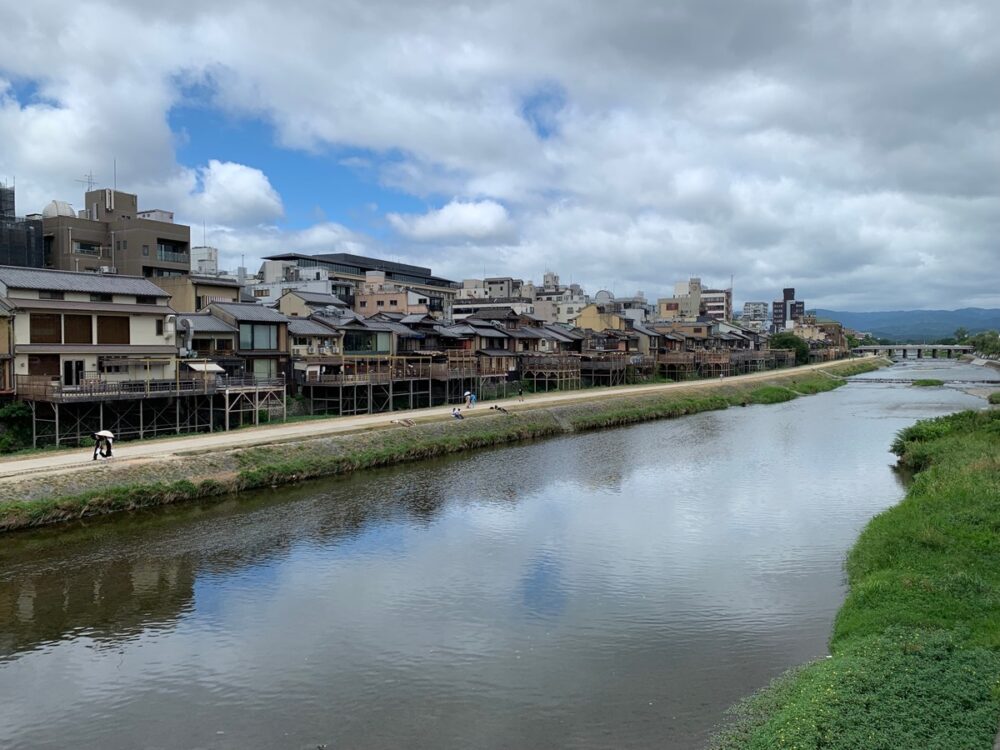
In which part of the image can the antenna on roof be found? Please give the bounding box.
[75,172,97,191]
[113,159,117,191]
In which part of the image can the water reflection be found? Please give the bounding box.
[0,364,986,750]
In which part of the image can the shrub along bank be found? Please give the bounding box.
[711,408,1000,750]
[0,360,885,532]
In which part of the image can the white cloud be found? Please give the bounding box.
[387,200,513,242]
[190,160,283,226]
[0,1,999,309]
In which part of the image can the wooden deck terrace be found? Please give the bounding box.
[15,374,284,403]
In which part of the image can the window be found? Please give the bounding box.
[135,295,157,305]
[389,299,398,307]
[294,337,309,347]
[155,319,164,336]
[64,315,93,344]
[122,240,128,250]
[253,289,269,298]
[97,316,130,345]
[239,323,277,350]
[376,300,385,307]
[38,290,64,300]
[115,240,121,252]
[90,293,112,302]
[216,339,232,351]
[252,359,276,378]
[29,314,61,344]
[74,241,101,256]
[359,301,367,308]
[142,244,149,256]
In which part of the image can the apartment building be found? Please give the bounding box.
[354,271,435,316]
[0,183,44,268]
[207,302,290,380]
[154,274,241,313]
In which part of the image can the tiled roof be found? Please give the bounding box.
[210,302,289,322]
[288,319,338,336]
[291,291,347,307]
[180,313,237,333]
[0,266,170,296]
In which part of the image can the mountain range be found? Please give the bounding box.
[813,308,1000,342]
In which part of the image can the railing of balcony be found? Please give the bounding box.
[15,374,285,401]
[157,247,189,263]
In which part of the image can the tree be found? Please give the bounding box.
[769,332,810,365]
[954,327,969,343]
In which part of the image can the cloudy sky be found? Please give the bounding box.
[1,0,997,310]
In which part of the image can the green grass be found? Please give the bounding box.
[711,408,1000,749]
[912,378,945,387]
[988,392,1000,405]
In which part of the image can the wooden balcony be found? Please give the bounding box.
[16,374,284,402]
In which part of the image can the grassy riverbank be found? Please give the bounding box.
[711,409,1000,749]
[0,359,885,532]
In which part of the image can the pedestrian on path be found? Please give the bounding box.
[470,393,477,408]
[517,383,524,402]
[91,433,103,461]
[464,391,472,408]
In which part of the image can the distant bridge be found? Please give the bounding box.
[852,345,973,359]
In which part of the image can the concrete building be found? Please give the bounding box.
[354,271,434,316]
[262,252,458,314]
[0,183,44,268]
[190,246,219,275]
[40,188,191,278]
[657,278,703,321]
[701,287,733,321]
[773,288,806,331]
[153,274,241,313]
[450,297,537,320]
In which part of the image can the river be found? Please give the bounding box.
[0,361,995,750]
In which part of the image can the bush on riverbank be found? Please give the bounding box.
[989,391,1000,405]
[912,378,945,387]
[711,408,1000,749]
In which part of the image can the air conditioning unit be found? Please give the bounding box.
[306,346,316,354]
[98,265,117,274]
[319,346,330,355]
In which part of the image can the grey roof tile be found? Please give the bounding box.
[0,266,170,296]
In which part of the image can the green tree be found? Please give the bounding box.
[0,401,32,453]
[769,332,810,365]
[954,327,969,342]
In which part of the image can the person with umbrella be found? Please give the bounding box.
[92,430,114,460]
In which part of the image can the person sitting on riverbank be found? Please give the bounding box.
[452,408,464,420]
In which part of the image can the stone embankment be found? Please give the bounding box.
[0,359,885,532]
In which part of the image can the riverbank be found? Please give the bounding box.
[711,409,1000,749]
[0,359,885,532]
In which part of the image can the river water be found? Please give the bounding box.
[0,361,995,750]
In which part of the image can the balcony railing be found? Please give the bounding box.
[157,247,189,263]
[16,374,285,402]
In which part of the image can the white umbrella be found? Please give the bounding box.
[96,430,114,439]
[464,391,471,396]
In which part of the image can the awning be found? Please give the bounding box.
[185,362,225,373]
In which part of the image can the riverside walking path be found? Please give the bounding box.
[0,361,854,484]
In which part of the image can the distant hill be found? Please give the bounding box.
[813,308,1000,342]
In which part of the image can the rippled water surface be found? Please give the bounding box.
[0,361,990,749]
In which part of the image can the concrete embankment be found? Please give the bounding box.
[0,359,885,532]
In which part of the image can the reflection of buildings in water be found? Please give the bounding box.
[0,557,196,658]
